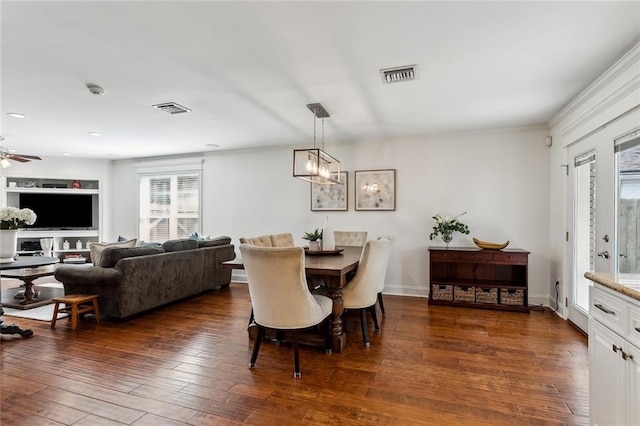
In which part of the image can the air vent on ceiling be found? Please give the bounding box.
[380,65,418,84]
[152,102,192,114]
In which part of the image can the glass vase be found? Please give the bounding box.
[441,232,453,248]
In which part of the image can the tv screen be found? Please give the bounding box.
[19,193,93,229]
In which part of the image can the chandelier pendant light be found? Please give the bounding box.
[293,103,341,185]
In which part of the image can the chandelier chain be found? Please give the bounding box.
[313,108,317,149]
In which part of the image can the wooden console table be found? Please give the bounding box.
[428,246,530,312]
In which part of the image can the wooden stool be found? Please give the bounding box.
[51,294,100,330]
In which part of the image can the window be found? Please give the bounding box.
[138,169,201,242]
[616,134,640,273]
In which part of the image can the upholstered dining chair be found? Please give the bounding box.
[334,231,368,247]
[239,244,333,378]
[334,231,389,316]
[239,233,294,247]
[341,238,393,347]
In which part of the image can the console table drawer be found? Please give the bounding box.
[430,251,460,261]
[459,251,494,262]
[493,252,527,264]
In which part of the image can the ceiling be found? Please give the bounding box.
[1,1,639,160]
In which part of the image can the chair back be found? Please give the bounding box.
[334,231,368,247]
[239,233,294,247]
[342,239,393,308]
[239,244,327,329]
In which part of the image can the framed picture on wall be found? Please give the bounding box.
[311,171,348,211]
[355,169,396,211]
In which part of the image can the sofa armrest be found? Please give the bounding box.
[54,264,122,287]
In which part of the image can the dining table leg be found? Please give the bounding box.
[324,276,346,353]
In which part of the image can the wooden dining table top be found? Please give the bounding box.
[223,245,361,279]
[303,246,361,277]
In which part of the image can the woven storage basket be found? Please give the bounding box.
[475,287,498,304]
[432,284,453,301]
[500,289,525,305]
[454,286,475,302]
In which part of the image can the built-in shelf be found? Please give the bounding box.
[4,176,101,260]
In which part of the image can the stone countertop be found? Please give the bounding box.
[584,272,640,302]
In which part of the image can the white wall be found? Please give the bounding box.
[110,126,552,302]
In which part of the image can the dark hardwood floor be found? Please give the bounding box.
[1,283,588,425]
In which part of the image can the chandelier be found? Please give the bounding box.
[293,103,341,185]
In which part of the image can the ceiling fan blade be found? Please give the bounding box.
[8,156,31,163]
[8,154,42,161]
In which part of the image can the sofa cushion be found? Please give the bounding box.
[90,239,137,265]
[198,236,232,248]
[162,238,199,252]
[99,246,165,268]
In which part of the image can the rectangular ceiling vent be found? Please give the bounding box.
[380,65,418,84]
[152,102,192,114]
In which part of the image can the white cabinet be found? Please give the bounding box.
[3,176,101,259]
[589,284,640,425]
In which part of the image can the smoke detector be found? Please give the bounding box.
[380,65,418,84]
[152,102,192,115]
[86,84,105,95]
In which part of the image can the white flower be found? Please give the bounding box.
[0,207,37,229]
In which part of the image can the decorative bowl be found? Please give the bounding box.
[473,237,509,250]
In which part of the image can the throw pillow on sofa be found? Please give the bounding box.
[90,239,137,265]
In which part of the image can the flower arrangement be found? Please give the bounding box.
[0,206,37,230]
[429,211,470,242]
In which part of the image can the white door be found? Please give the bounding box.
[568,135,614,332]
[616,134,640,274]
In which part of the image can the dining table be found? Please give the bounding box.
[223,245,362,353]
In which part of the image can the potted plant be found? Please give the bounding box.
[429,211,470,247]
[0,206,37,262]
[302,228,323,251]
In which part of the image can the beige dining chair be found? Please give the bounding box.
[239,233,294,247]
[342,238,393,347]
[239,244,333,378]
[334,231,389,315]
[334,231,368,247]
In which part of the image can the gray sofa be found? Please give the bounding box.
[54,236,236,319]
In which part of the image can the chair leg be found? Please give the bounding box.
[249,325,264,368]
[370,305,381,334]
[377,292,386,316]
[292,331,301,378]
[359,309,370,347]
[247,308,255,328]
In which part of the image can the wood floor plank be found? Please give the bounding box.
[1,283,589,425]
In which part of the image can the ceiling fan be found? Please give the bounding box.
[0,136,42,168]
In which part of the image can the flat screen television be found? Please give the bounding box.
[19,193,94,229]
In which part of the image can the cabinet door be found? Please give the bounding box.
[589,319,626,426]
[627,342,640,426]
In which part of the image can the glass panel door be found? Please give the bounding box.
[568,135,614,333]
[616,135,640,274]
[573,151,596,313]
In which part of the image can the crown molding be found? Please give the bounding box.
[549,41,640,133]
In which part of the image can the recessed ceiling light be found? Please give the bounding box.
[7,112,26,119]
[61,152,71,156]
[88,132,102,137]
